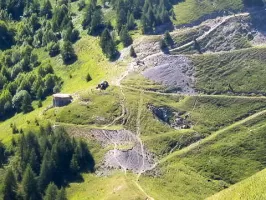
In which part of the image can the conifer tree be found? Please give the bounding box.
[21,92,32,113]
[116,9,127,32]
[21,165,39,200]
[100,28,117,59]
[70,153,80,174]
[86,73,92,82]
[89,9,103,35]
[48,42,60,57]
[159,38,167,50]
[43,183,58,200]
[61,41,76,64]
[120,25,133,47]
[141,15,151,34]
[127,12,135,30]
[56,188,67,200]
[164,31,173,46]
[82,4,93,29]
[29,149,40,174]
[38,150,54,193]
[0,141,5,166]
[41,0,53,18]
[3,169,17,200]
[129,46,137,58]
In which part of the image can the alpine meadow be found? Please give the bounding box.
[1,0,266,199]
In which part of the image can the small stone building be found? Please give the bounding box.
[53,94,73,107]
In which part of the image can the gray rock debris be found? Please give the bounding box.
[143,54,196,94]
[91,129,155,174]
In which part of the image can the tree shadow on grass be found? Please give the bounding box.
[64,55,78,65]
[109,51,121,62]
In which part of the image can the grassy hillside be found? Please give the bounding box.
[138,106,266,200]
[68,173,146,200]
[207,168,266,200]
[173,0,244,25]
[193,47,266,94]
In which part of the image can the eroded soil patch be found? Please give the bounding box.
[91,129,155,175]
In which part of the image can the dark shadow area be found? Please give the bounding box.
[170,0,185,4]
[109,51,121,62]
[243,0,264,7]
[0,110,16,122]
[64,174,84,186]
[153,23,175,35]
[161,47,170,54]
[89,25,106,37]
[64,55,78,65]
[248,8,266,33]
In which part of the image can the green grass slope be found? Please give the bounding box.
[207,168,266,200]
[138,107,266,200]
[173,0,244,25]
[193,47,266,94]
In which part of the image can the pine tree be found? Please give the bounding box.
[37,87,44,100]
[21,165,39,200]
[21,92,32,114]
[100,29,117,59]
[164,31,173,46]
[86,73,92,82]
[89,9,103,35]
[160,7,170,24]
[3,169,17,200]
[116,9,127,32]
[141,15,151,34]
[127,12,135,30]
[41,0,53,18]
[61,41,77,64]
[56,188,67,200]
[120,25,133,47]
[38,150,54,193]
[29,149,40,174]
[70,153,80,174]
[194,39,201,53]
[159,38,167,50]
[0,141,5,166]
[43,183,58,200]
[38,100,43,108]
[48,42,60,57]
[90,0,97,9]
[129,46,137,58]
[82,4,93,29]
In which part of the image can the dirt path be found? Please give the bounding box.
[136,91,146,180]
[133,180,155,200]
[121,85,266,100]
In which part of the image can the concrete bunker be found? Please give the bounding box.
[53,94,73,107]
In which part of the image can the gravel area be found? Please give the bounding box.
[142,54,196,94]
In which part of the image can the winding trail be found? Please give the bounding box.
[133,180,155,200]
[136,91,146,180]
[121,85,266,100]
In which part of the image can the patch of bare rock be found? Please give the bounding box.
[142,54,196,94]
[91,129,155,175]
[148,104,192,129]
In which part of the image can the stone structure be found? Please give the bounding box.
[53,94,72,107]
